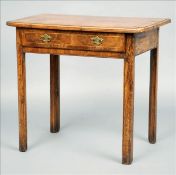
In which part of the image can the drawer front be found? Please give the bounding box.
[21,29,125,52]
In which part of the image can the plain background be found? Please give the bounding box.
[1,1,176,175]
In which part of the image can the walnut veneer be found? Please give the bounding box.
[7,14,171,165]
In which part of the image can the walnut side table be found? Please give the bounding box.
[7,14,171,164]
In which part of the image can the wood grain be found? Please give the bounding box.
[135,29,158,55]
[6,14,171,164]
[50,55,60,133]
[21,29,125,52]
[122,34,135,165]
[148,46,158,143]
[23,47,126,59]
[16,28,27,152]
[6,14,171,33]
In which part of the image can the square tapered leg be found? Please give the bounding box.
[17,29,27,152]
[50,54,60,133]
[122,34,135,164]
[148,47,158,144]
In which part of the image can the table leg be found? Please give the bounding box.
[50,54,60,133]
[148,48,158,143]
[17,29,27,152]
[122,35,135,164]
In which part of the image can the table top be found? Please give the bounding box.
[7,14,171,33]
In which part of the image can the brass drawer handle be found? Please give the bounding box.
[91,36,104,45]
[40,34,52,42]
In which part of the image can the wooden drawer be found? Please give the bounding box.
[21,29,125,52]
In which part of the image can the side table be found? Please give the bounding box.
[7,14,171,164]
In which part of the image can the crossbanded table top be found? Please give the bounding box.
[7,14,171,33]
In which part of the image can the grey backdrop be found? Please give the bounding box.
[1,1,176,175]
